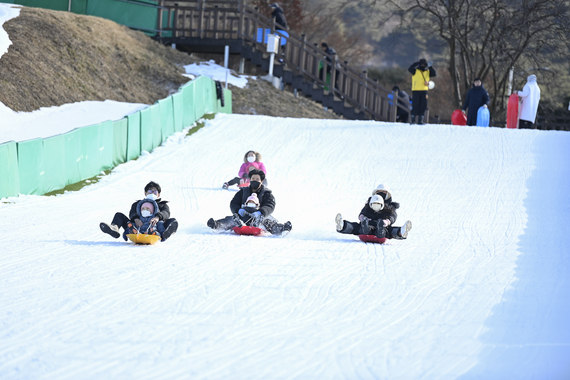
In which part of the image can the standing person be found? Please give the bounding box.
[516,74,541,129]
[462,78,490,126]
[269,3,287,30]
[100,181,178,242]
[320,43,339,88]
[208,170,292,235]
[408,58,436,125]
[389,86,412,123]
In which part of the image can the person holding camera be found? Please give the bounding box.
[408,58,436,125]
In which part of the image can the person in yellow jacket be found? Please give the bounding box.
[407,58,436,124]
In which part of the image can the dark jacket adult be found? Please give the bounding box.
[230,185,276,217]
[359,197,399,226]
[129,199,170,221]
[462,84,490,126]
[270,4,288,30]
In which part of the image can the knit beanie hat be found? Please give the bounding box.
[141,202,155,214]
[369,194,384,211]
[246,193,260,207]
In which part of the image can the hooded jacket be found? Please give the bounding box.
[270,4,288,29]
[359,197,399,226]
[238,151,267,179]
[230,185,276,217]
[129,198,170,221]
[518,75,541,123]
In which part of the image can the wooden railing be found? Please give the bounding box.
[157,0,400,121]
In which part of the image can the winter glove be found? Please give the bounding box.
[383,219,391,227]
[483,104,488,108]
[134,218,143,228]
[251,211,264,227]
[427,60,433,68]
[238,208,247,217]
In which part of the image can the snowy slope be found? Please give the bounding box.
[1,114,569,379]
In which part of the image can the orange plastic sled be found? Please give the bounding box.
[127,234,161,245]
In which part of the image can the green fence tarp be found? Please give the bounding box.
[150,103,163,146]
[159,98,175,140]
[98,120,114,171]
[112,118,128,166]
[86,0,158,34]
[127,112,141,161]
[140,108,153,153]
[220,88,232,114]
[79,123,101,180]
[64,129,82,186]
[204,79,217,114]
[17,138,44,195]
[43,134,67,194]
[192,77,206,122]
[0,141,20,199]
[172,92,184,132]
[181,80,197,127]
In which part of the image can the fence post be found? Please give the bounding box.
[390,89,398,122]
[298,34,306,72]
[361,71,368,112]
[198,0,205,38]
[237,0,244,39]
[173,2,179,38]
[331,54,338,93]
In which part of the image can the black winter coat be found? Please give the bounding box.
[271,6,288,29]
[462,85,490,126]
[359,197,399,226]
[129,198,171,221]
[230,185,276,217]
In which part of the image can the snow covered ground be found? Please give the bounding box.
[1,113,570,379]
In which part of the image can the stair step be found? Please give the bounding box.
[311,87,324,102]
[322,93,334,108]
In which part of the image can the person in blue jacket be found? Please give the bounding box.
[462,78,490,126]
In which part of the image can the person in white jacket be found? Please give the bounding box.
[516,74,541,129]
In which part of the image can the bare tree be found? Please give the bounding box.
[357,0,570,115]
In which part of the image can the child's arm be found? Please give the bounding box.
[238,163,249,179]
[258,162,267,175]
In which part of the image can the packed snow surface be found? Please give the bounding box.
[1,114,569,379]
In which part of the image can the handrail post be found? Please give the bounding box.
[198,0,205,39]
[173,3,179,38]
[237,0,244,39]
[298,34,306,73]
[361,70,368,112]
[390,89,398,122]
[331,54,338,93]
[156,0,164,39]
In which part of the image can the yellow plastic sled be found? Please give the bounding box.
[127,234,161,245]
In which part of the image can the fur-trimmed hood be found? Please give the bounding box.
[243,150,262,163]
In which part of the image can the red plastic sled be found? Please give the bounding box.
[451,109,467,126]
[232,226,267,236]
[358,235,387,244]
[507,93,519,129]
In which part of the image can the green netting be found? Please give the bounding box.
[0,141,20,199]
[159,98,175,140]
[17,138,44,195]
[182,81,197,127]
[204,79,217,114]
[42,134,67,194]
[127,112,141,161]
[220,88,233,114]
[86,0,158,34]
[98,120,114,171]
[140,108,153,153]
[171,92,184,132]
[79,123,101,180]
[150,103,163,146]
[113,118,128,166]
[63,129,82,186]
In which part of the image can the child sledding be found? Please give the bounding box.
[223,150,268,189]
[335,184,412,244]
[209,170,292,236]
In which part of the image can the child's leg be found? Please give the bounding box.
[226,177,241,186]
[156,221,166,235]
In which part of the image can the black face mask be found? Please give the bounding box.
[250,181,261,191]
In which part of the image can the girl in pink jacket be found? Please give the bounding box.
[223,150,267,189]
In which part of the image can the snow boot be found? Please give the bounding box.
[359,218,371,235]
[399,220,412,239]
[161,220,178,241]
[100,222,120,239]
[335,213,344,232]
[419,115,425,125]
[232,213,245,227]
[283,221,292,232]
[207,218,218,229]
[222,182,229,189]
[410,115,417,125]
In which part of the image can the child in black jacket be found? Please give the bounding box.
[335,184,412,240]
